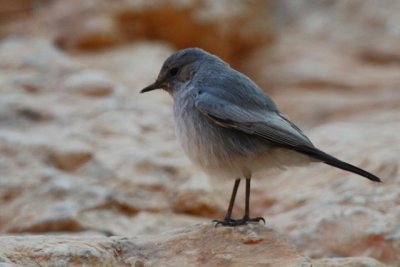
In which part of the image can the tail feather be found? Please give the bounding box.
[294,145,382,182]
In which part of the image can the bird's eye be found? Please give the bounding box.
[169,67,179,76]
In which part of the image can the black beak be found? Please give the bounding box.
[140,81,161,93]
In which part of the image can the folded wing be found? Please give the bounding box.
[194,89,381,182]
[195,89,314,148]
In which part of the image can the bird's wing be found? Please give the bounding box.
[194,90,382,183]
[194,90,314,148]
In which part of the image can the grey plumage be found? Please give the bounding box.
[141,47,381,226]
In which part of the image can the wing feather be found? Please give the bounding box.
[194,91,314,148]
[194,90,381,182]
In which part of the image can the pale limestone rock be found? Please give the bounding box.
[61,70,116,97]
[2,0,273,63]
[0,224,310,267]
[172,173,223,217]
[0,36,77,70]
[48,141,93,171]
[0,1,399,266]
[0,224,389,267]
[56,15,121,50]
[313,257,388,267]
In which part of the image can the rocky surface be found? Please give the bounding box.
[0,224,388,267]
[0,0,399,266]
[0,0,272,63]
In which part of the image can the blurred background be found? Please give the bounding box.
[0,0,399,265]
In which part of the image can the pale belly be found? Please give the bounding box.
[174,106,312,179]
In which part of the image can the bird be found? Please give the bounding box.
[140,47,382,227]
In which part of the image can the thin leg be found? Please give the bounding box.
[225,178,241,220]
[242,178,265,223]
[213,179,240,226]
[214,177,265,227]
[244,178,250,218]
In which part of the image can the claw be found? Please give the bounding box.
[213,217,235,227]
[213,216,265,227]
[248,216,265,224]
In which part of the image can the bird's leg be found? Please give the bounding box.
[214,178,265,226]
[213,178,240,226]
[224,178,241,220]
[241,178,265,224]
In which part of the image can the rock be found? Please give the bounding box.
[61,70,115,97]
[1,0,273,63]
[48,141,93,171]
[0,1,399,266]
[0,236,120,266]
[0,224,304,266]
[112,0,273,63]
[172,173,223,218]
[249,120,400,265]
[241,0,400,128]
[269,0,400,60]
[0,224,388,266]
[55,15,121,51]
[75,42,174,88]
[244,38,400,92]
[313,257,388,267]
[0,36,77,71]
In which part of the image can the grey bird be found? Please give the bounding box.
[141,48,382,226]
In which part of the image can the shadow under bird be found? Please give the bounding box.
[141,48,382,227]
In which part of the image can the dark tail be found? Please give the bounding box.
[294,145,382,182]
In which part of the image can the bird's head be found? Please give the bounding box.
[140,48,213,95]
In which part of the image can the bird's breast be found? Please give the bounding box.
[173,95,277,179]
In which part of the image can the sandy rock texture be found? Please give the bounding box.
[0,0,272,63]
[0,0,399,266]
[0,224,388,267]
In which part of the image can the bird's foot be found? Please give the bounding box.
[213,216,265,227]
